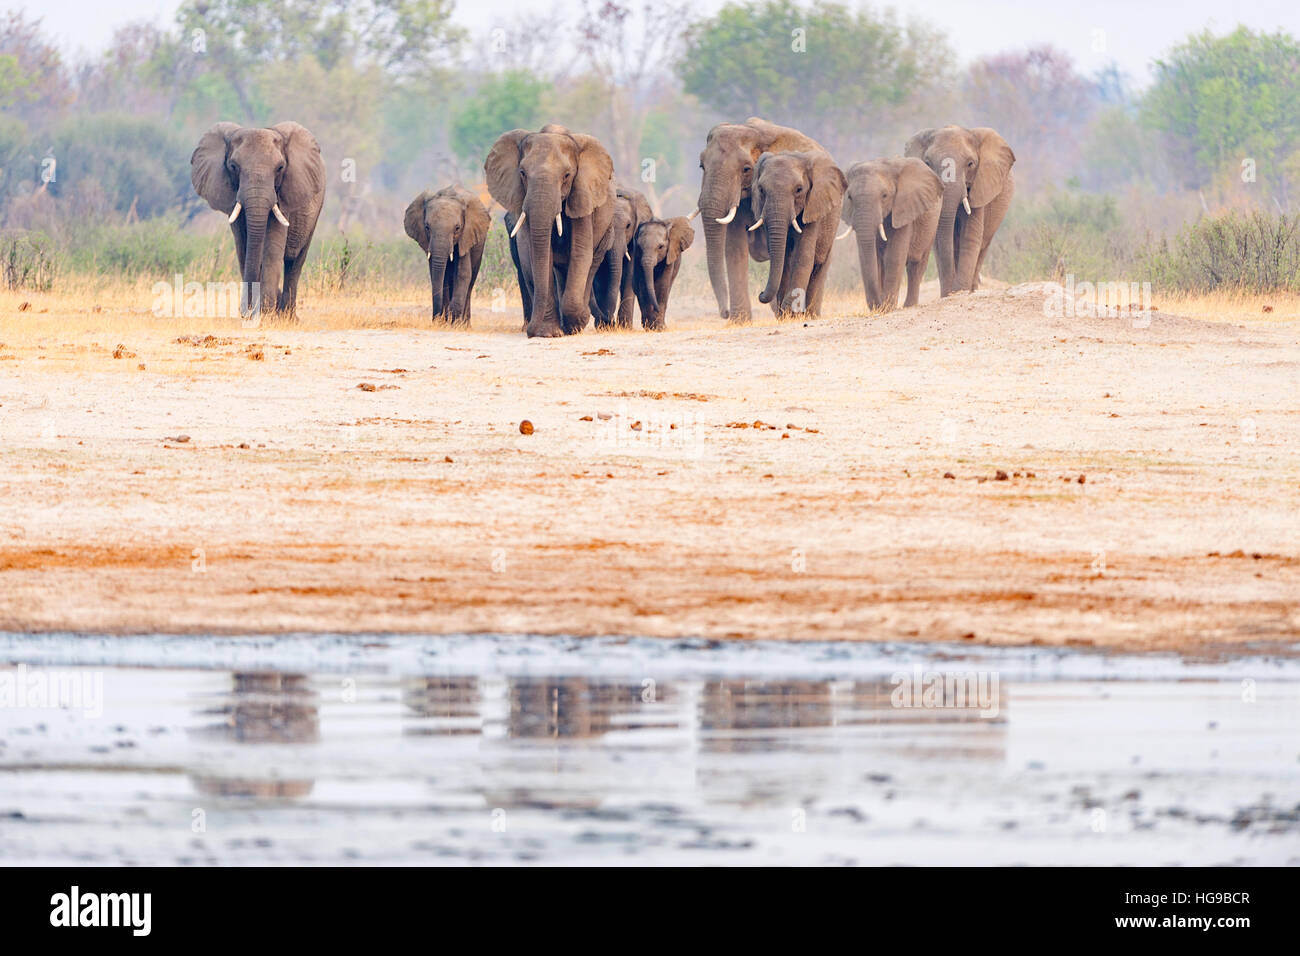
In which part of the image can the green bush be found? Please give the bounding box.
[1,230,58,291]
[1139,210,1300,293]
[982,190,1139,283]
[60,218,219,281]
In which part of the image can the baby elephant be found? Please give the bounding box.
[404,185,490,325]
[841,157,942,312]
[632,217,694,330]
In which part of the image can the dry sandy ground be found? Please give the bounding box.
[1,282,1298,653]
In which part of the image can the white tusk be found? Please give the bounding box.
[625,249,631,261]
[879,223,888,241]
[835,224,852,240]
[715,205,737,224]
[272,204,290,227]
[449,244,454,262]
[555,214,563,237]
[963,195,972,215]
[227,202,241,223]
[427,250,431,260]
[748,217,764,232]
[509,211,526,237]
[689,208,701,221]
[791,217,802,234]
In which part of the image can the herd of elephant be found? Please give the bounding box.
[190,118,1015,337]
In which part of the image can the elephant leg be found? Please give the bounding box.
[724,216,752,323]
[260,233,287,320]
[278,233,313,317]
[881,227,910,312]
[465,246,483,325]
[617,259,636,328]
[806,257,832,316]
[647,262,677,330]
[973,179,1014,290]
[782,226,819,315]
[904,250,929,308]
[231,223,247,286]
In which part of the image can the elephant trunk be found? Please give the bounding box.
[238,183,274,317]
[641,250,660,317]
[699,173,740,316]
[758,199,791,305]
[935,178,964,297]
[854,201,884,309]
[427,236,451,318]
[524,186,561,334]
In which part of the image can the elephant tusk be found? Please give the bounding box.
[688,208,701,221]
[715,205,737,224]
[834,224,852,240]
[555,214,563,237]
[228,202,241,223]
[509,211,526,238]
[791,217,802,234]
[625,249,631,261]
[879,223,888,241]
[963,195,972,215]
[748,217,764,232]
[449,244,454,262]
[427,250,431,260]
[272,204,290,227]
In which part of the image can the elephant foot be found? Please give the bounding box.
[725,311,753,325]
[526,320,565,338]
[561,313,590,335]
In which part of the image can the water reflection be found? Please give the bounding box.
[189,671,319,799]
[3,648,1287,864]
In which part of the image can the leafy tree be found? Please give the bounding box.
[450,71,550,170]
[1142,27,1300,206]
[46,114,194,219]
[964,45,1098,192]
[677,0,953,157]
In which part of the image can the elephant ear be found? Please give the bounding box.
[891,158,941,229]
[666,217,695,265]
[485,129,528,217]
[460,197,491,257]
[567,133,613,219]
[904,128,937,161]
[272,122,325,220]
[970,128,1015,208]
[191,122,241,215]
[803,153,846,224]
[404,191,431,252]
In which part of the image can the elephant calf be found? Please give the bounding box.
[841,157,942,312]
[591,185,653,329]
[632,217,694,331]
[404,186,490,325]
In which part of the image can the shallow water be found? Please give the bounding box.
[1,633,1297,865]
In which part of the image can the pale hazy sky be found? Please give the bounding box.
[14,0,1300,87]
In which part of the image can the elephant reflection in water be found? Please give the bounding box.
[698,680,836,753]
[190,672,319,799]
[402,677,481,736]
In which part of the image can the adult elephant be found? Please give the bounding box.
[749,150,846,317]
[191,121,325,320]
[841,157,942,312]
[696,118,824,323]
[486,124,616,337]
[403,185,491,325]
[591,185,653,329]
[904,126,1015,297]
